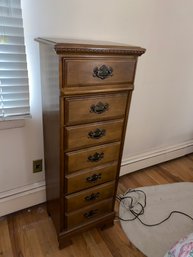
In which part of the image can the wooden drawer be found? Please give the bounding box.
[64,59,137,86]
[65,181,115,212]
[64,93,128,125]
[64,119,124,151]
[65,198,113,229]
[65,142,120,173]
[65,162,117,194]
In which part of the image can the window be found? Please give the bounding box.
[0,0,30,121]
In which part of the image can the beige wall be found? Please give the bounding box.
[1,0,193,215]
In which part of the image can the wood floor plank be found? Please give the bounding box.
[161,161,193,181]
[70,234,94,257]
[117,182,128,195]
[156,166,184,183]
[8,210,39,257]
[125,170,159,188]
[119,173,142,189]
[145,167,171,184]
[83,229,113,257]
[1,153,193,257]
[99,222,145,257]
[0,218,13,257]
[155,166,179,183]
[187,154,193,162]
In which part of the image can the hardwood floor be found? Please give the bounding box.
[1,154,193,257]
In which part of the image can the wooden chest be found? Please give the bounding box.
[36,38,145,248]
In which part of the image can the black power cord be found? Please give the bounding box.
[116,188,193,227]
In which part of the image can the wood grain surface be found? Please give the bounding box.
[64,93,128,125]
[64,119,124,151]
[65,59,137,86]
[1,153,193,257]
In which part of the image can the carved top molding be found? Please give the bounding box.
[35,37,146,57]
[54,47,145,56]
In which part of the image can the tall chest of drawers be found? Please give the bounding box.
[36,38,145,248]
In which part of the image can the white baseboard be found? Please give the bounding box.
[1,140,193,217]
[0,181,46,217]
[120,140,193,176]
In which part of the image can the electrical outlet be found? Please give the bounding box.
[33,159,43,173]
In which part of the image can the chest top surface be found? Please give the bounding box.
[35,37,146,56]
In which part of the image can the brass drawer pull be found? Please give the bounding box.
[93,65,113,80]
[88,152,104,162]
[83,209,98,219]
[84,192,100,201]
[90,102,109,114]
[88,128,106,139]
[86,173,102,183]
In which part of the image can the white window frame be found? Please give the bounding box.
[0,0,30,129]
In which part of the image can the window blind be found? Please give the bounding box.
[0,0,30,120]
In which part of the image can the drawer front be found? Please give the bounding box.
[65,162,117,194]
[65,199,113,229]
[64,119,124,151]
[64,59,137,86]
[64,93,128,125]
[65,181,115,212]
[65,142,120,173]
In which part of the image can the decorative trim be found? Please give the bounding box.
[35,37,146,56]
[54,47,146,56]
[120,140,193,176]
[0,181,46,217]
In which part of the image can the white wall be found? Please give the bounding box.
[1,0,193,216]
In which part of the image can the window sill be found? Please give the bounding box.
[0,119,26,130]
